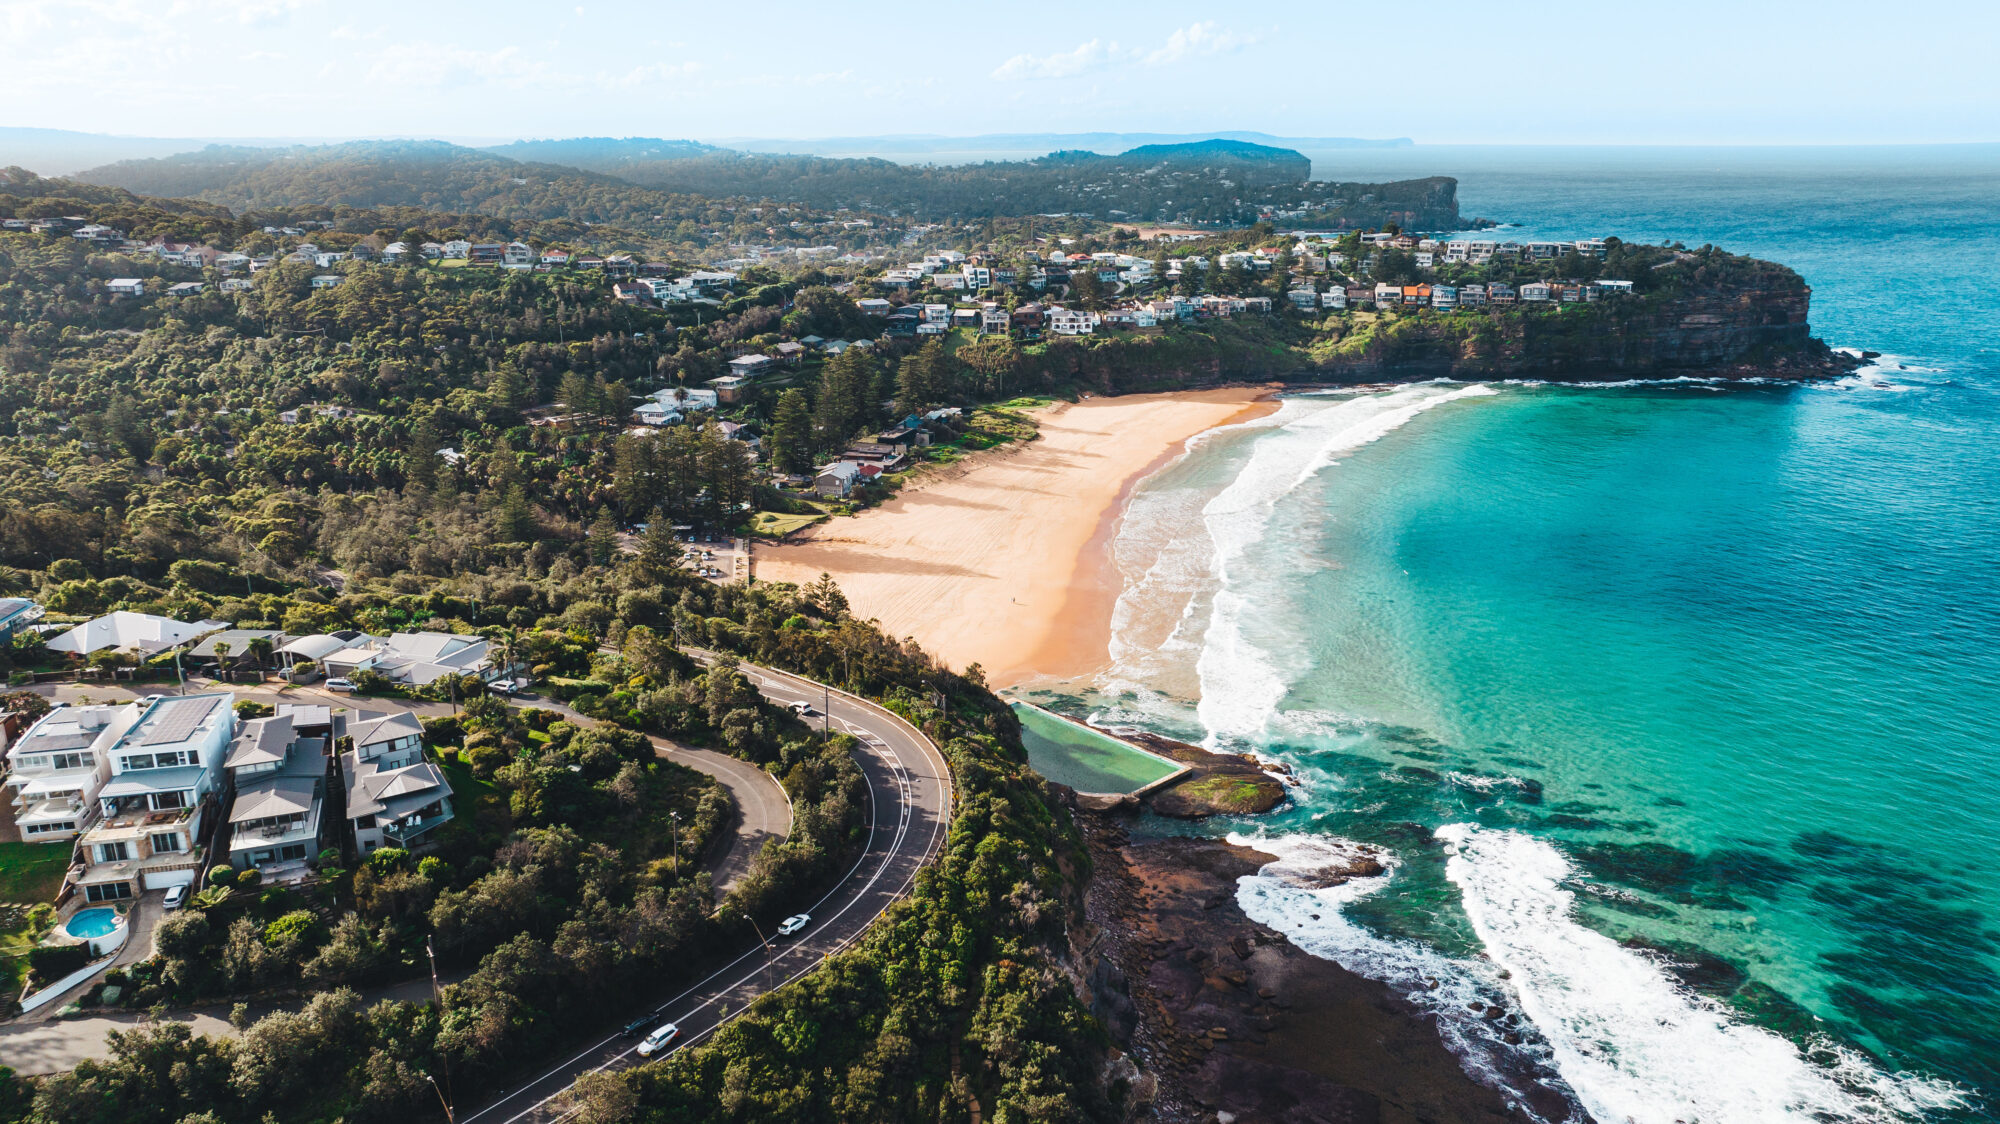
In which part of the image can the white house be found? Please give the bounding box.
[45,612,210,657]
[73,693,236,899]
[1519,282,1554,302]
[1048,308,1097,335]
[441,240,472,259]
[4,703,133,843]
[105,278,146,297]
[342,711,454,854]
[503,242,535,268]
[224,713,329,875]
[319,631,503,688]
[1374,282,1403,307]
[310,274,344,290]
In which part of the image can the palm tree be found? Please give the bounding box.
[246,636,274,683]
[212,642,231,683]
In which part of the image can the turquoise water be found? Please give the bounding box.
[1077,147,2000,1123]
[1012,703,1184,794]
[65,907,120,940]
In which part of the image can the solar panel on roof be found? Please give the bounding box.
[23,730,96,752]
[140,694,222,745]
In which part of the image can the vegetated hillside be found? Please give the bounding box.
[494,136,1461,227]
[74,140,739,233]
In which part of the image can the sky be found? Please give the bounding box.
[2,0,1996,146]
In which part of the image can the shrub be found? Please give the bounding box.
[316,848,342,868]
[207,866,237,889]
[236,868,263,888]
[28,943,93,985]
[367,847,409,875]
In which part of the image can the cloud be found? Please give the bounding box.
[991,39,1121,81]
[1143,21,1255,66]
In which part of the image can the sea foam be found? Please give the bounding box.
[1195,384,1500,744]
[1435,823,1970,1124]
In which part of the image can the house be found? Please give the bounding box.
[728,355,775,378]
[441,240,472,260]
[1374,282,1402,307]
[503,242,535,268]
[381,242,410,262]
[773,341,806,365]
[814,460,861,498]
[1519,282,1553,302]
[220,278,254,293]
[951,307,979,329]
[1459,284,1488,307]
[73,692,236,900]
[469,243,505,265]
[1288,290,1319,311]
[189,629,287,676]
[540,249,571,266]
[1402,284,1431,306]
[72,224,123,242]
[166,281,206,297]
[4,703,131,843]
[921,303,950,325]
[1431,284,1458,311]
[46,612,210,657]
[980,307,1011,334]
[707,374,752,404]
[612,281,650,304]
[0,597,44,641]
[310,274,344,290]
[1320,289,1347,310]
[647,387,719,413]
[1487,282,1517,304]
[320,631,503,688]
[1048,307,1096,335]
[342,712,453,854]
[855,298,893,316]
[224,713,329,875]
[1595,279,1634,295]
[106,278,146,297]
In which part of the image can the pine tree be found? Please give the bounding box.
[770,388,814,475]
[494,484,535,542]
[406,414,442,491]
[635,506,683,581]
[587,507,620,566]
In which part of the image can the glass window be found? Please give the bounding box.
[152,791,190,810]
[52,752,88,770]
[150,833,183,853]
[95,841,130,862]
[85,882,131,902]
[122,753,153,771]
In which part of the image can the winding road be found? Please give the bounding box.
[455,662,953,1124]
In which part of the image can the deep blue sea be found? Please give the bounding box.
[1037,146,2000,1123]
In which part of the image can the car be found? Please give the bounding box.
[323,677,356,693]
[636,1022,679,1056]
[619,1015,653,1038]
[162,884,188,910]
[778,913,811,936]
[789,701,815,716]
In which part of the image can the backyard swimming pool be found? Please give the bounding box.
[64,907,121,940]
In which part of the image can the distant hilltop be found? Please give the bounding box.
[68,136,1463,230]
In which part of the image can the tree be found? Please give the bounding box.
[895,339,949,413]
[587,508,619,566]
[811,348,876,459]
[634,508,682,581]
[768,388,814,475]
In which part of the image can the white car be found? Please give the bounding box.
[323,677,356,693]
[778,913,811,936]
[789,701,815,716]
[636,1022,680,1057]
[162,884,188,910]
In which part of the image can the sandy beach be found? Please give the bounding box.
[755,388,1276,686]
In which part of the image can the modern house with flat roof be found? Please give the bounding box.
[224,714,329,877]
[3,703,135,843]
[341,711,453,854]
[0,597,43,641]
[72,692,236,900]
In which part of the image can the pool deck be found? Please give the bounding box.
[1012,702,1191,797]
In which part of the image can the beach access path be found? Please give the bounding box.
[756,387,1276,686]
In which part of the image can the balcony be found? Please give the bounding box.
[381,811,453,844]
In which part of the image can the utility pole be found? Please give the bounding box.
[669,811,681,878]
[426,937,454,1122]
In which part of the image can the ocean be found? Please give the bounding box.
[1044,145,2000,1123]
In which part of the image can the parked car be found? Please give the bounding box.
[620,1015,653,1038]
[636,1022,680,1056]
[778,913,811,936]
[162,884,188,910]
[324,677,356,693]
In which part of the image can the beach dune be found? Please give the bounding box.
[756,388,1273,686]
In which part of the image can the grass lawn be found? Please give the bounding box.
[0,842,70,903]
[751,510,826,537]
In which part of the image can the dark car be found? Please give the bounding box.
[620,1015,653,1038]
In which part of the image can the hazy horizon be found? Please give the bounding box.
[2,0,1994,148]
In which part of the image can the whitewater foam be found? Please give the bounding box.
[1228,830,1584,1123]
[1435,823,1970,1124]
[1194,385,1501,743]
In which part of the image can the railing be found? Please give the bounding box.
[382,813,449,842]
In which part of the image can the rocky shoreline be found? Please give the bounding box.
[1074,819,1581,1124]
